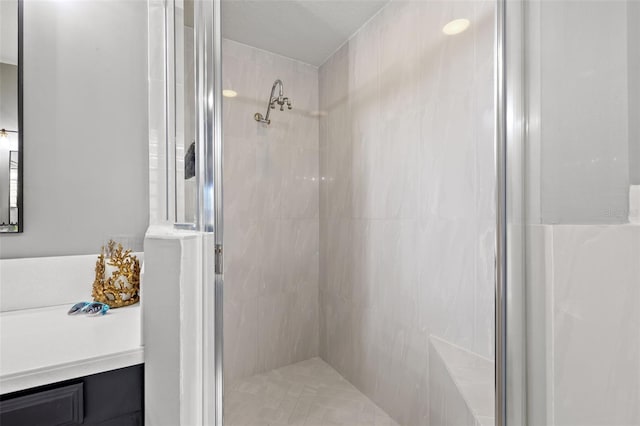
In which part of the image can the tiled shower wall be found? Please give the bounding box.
[527,225,640,425]
[318,1,495,424]
[524,2,640,423]
[223,40,320,383]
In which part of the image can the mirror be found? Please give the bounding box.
[0,0,22,233]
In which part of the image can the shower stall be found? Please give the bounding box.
[145,0,640,425]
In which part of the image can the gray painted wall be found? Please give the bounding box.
[0,0,148,258]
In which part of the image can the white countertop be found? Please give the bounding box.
[0,304,144,395]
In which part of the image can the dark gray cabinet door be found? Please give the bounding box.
[0,364,143,426]
[0,383,83,426]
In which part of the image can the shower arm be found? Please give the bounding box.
[254,79,292,124]
[256,80,282,124]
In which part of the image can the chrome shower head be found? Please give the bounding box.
[254,79,293,125]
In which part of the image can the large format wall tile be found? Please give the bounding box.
[527,224,640,425]
[223,39,320,383]
[551,225,640,425]
[319,1,495,424]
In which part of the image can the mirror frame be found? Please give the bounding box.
[1,0,23,233]
[16,0,23,233]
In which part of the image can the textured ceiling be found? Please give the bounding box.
[221,0,390,66]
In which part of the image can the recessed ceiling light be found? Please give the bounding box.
[442,18,470,35]
[222,89,237,98]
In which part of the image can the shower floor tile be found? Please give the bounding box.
[224,357,399,426]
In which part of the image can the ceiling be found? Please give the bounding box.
[221,0,390,67]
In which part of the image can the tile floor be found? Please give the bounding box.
[224,358,399,426]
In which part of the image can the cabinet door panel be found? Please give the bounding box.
[0,383,83,426]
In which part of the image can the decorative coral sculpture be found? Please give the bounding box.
[92,240,140,308]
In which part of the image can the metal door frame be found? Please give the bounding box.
[194,0,224,425]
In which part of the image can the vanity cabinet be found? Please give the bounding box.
[0,364,143,426]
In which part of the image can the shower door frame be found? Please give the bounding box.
[193,0,224,425]
[185,0,521,424]
[497,0,529,424]
[199,0,518,424]
[151,0,224,423]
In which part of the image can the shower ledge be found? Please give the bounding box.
[429,335,495,426]
[0,304,143,395]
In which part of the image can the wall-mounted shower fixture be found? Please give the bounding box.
[254,79,292,125]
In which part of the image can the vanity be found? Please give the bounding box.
[0,305,144,425]
[0,256,145,425]
[1,364,143,426]
[0,304,144,425]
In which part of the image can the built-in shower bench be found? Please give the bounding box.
[429,335,495,426]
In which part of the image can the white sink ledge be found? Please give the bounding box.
[0,304,143,395]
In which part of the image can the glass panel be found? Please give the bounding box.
[522,0,640,423]
[174,0,196,224]
[220,1,497,425]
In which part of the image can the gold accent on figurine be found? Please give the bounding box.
[92,240,140,308]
